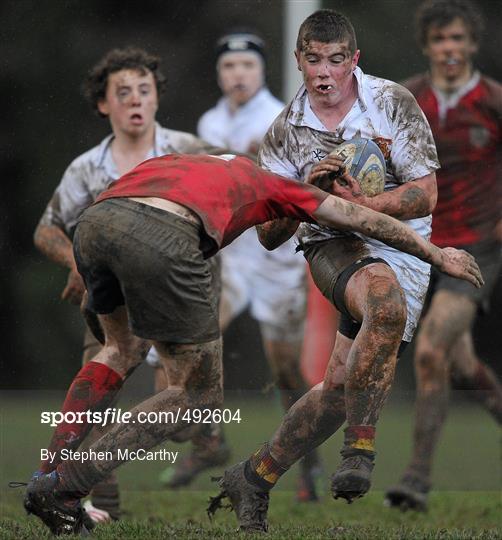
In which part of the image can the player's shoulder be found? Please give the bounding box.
[363,72,421,118]
[265,98,294,134]
[67,141,103,168]
[197,103,220,127]
[366,72,417,102]
[478,74,502,114]
[400,72,430,97]
[479,74,502,94]
[259,99,300,166]
[267,92,285,110]
[61,138,107,182]
[258,87,284,114]
[198,96,229,128]
[260,104,294,159]
[157,125,206,153]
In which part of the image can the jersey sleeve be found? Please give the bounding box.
[388,84,440,183]
[258,116,299,179]
[37,191,64,229]
[38,157,94,233]
[274,178,328,221]
[483,76,502,133]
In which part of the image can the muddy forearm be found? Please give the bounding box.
[316,196,442,268]
[356,207,442,267]
[256,218,300,251]
[361,174,437,220]
[34,223,75,269]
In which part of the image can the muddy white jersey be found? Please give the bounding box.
[39,123,215,234]
[259,67,440,341]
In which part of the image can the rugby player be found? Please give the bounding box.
[33,46,218,522]
[21,152,481,536]
[161,29,321,501]
[210,8,445,531]
[385,0,502,511]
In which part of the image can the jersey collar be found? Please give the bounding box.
[93,122,164,176]
[431,71,481,122]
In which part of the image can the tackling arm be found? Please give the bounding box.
[256,218,300,250]
[256,113,302,250]
[314,195,483,288]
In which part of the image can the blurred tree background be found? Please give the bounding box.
[2,0,501,390]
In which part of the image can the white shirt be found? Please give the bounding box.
[40,123,214,233]
[259,66,440,271]
[259,67,441,341]
[198,87,283,153]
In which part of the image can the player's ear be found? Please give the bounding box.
[97,99,109,117]
[421,37,432,58]
[215,64,224,92]
[469,39,479,56]
[294,49,301,71]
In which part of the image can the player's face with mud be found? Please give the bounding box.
[424,17,477,81]
[295,40,359,107]
[217,51,264,107]
[97,68,159,137]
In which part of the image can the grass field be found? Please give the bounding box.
[1,391,501,539]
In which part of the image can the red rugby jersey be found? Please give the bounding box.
[404,73,501,247]
[95,154,327,256]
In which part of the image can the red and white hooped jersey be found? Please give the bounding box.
[404,72,502,248]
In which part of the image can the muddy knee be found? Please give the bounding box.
[366,285,407,340]
[156,339,223,408]
[98,341,148,378]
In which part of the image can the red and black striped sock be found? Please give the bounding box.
[244,443,289,491]
[40,361,123,473]
[342,425,376,456]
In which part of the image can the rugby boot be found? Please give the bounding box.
[331,447,375,503]
[22,471,91,536]
[207,461,269,532]
[384,471,430,512]
[161,440,231,488]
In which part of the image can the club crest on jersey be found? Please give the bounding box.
[372,137,392,160]
[469,126,490,148]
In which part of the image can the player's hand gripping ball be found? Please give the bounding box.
[330,138,386,196]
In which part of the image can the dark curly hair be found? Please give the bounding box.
[83,47,167,117]
[415,0,484,47]
[296,9,357,54]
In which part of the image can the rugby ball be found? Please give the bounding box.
[329,138,386,196]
